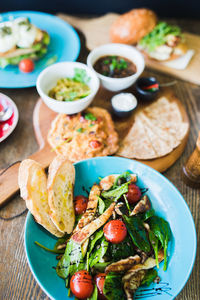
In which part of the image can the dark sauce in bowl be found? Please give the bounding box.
[93,55,137,78]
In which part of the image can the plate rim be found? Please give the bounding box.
[0,10,81,89]
[0,93,19,142]
[24,156,197,300]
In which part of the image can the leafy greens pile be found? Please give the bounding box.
[139,22,182,52]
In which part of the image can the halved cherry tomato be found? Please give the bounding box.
[126,183,141,204]
[89,140,102,149]
[70,270,94,299]
[94,273,107,300]
[19,58,34,73]
[103,220,127,244]
[74,195,88,215]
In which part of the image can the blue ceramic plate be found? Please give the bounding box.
[0,11,80,88]
[24,157,197,300]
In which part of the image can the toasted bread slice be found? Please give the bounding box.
[18,159,63,237]
[47,155,75,234]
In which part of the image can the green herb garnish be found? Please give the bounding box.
[76,127,84,133]
[73,68,91,84]
[139,22,182,52]
[84,112,97,121]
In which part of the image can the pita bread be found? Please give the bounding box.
[117,117,157,159]
[117,97,188,160]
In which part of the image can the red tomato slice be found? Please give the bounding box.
[70,270,94,299]
[94,273,107,300]
[126,183,141,204]
[19,59,35,73]
[74,195,88,215]
[103,220,127,244]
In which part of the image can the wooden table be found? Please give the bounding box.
[0,18,200,300]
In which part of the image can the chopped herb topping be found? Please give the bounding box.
[84,113,97,121]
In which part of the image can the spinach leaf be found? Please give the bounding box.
[148,216,171,271]
[101,182,129,201]
[112,171,132,189]
[103,273,126,300]
[98,196,105,214]
[108,235,134,261]
[141,269,158,286]
[149,231,159,268]
[89,229,104,254]
[89,236,109,268]
[140,208,155,221]
[123,215,151,253]
[88,285,98,300]
[56,239,85,284]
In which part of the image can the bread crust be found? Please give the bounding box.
[47,155,75,234]
[18,159,64,237]
[110,8,157,44]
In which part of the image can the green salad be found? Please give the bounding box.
[139,22,183,52]
[48,68,91,102]
[36,171,171,299]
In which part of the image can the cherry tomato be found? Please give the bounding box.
[126,183,141,204]
[70,270,94,299]
[74,195,88,215]
[103,220,127,244]
[94,273,107,300]
[89,140,102,149]
[19,58,35,73]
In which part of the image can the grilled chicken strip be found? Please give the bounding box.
[73,184,100,234]
[122,250,164,299]
[71,202,116,244]
[130,195,151,216]
[100,174,137,191]
[105,255,141,273]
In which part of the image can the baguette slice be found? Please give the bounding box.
[47,155,75,234]
[18,159,63,237]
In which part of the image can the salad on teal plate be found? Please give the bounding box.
[24,157,197,300]
[0,11,80,88]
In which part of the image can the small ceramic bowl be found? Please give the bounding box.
[36,62,100,114]
[87,43,145,92]
[111,93,138,118]
[135,77,159,101]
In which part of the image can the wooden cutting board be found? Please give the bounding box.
[0,86,189,207]
[58,13,200,85]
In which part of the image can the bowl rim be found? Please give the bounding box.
[36,61,100,106]
[87,43,145,82]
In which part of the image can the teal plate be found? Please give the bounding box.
[0,11,80,88]
[24,157,197,300]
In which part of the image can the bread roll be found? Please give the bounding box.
[110,8,157,44]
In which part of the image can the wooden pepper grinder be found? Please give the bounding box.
[182,132,200,188]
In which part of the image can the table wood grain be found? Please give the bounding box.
[0,19,200,300]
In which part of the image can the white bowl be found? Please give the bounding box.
[87,43,145,92]
[36,62,100,114]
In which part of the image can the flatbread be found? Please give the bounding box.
[117,97,189,160]
[117,116,157,159]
